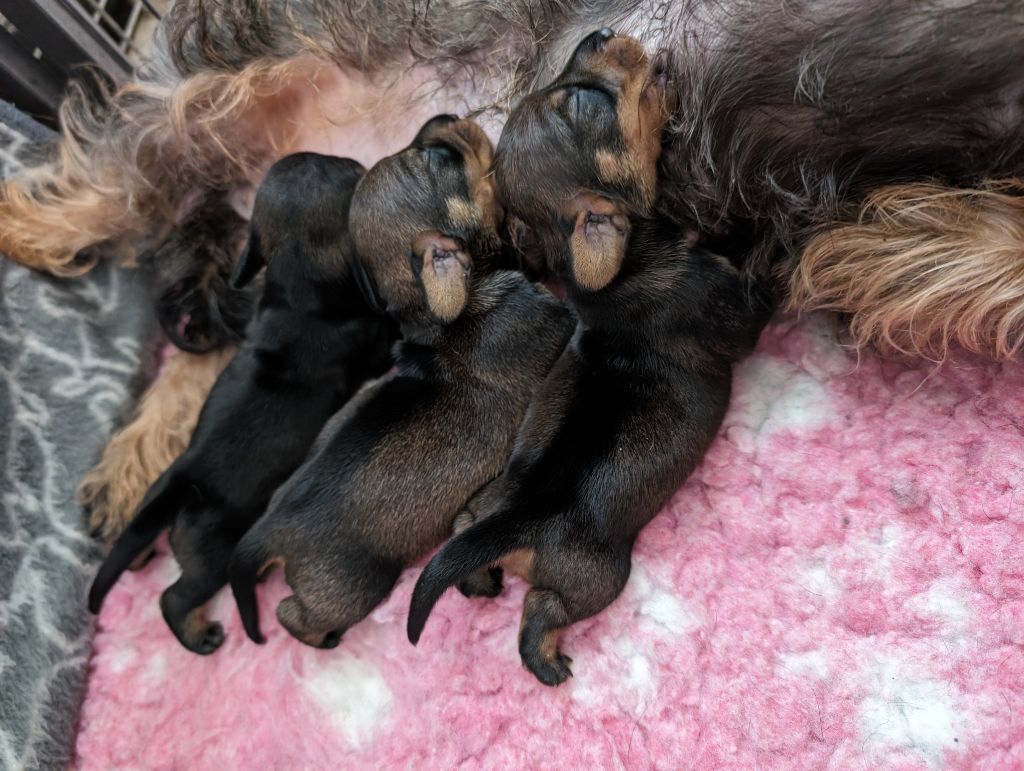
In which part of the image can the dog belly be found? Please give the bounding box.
[282,63,504,174]
[257,7,700,187]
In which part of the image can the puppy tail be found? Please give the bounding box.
[228,536,271,644]
[87,470,180,614]
[407,510,528,645]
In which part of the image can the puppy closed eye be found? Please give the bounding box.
[423,143,460,169]
[563,86,614,118]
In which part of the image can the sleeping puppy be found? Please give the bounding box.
[407,31,769,685]
[142,190,256,355]
[228,115,574,649]
[88,153,395,653]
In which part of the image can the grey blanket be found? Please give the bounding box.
[0,103,157,770]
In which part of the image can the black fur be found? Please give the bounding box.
[409,36,768,684]
[228,117,574,649]
[88,153,395,653]
[407,219,765,682]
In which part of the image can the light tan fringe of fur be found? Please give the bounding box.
[0,57,318,275]
[789,181,1024,361]
[79,347,235,542]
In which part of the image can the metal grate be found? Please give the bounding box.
[71,0,164,64]
[0,0,164,126]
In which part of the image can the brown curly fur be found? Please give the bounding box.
[0,57,313,274]
[78,347,235,542]
[789,181,1024,361]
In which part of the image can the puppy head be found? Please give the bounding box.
[233,153,366,291]
[349,114,501,325]
[495,29,672,291]
[143,192,253,354]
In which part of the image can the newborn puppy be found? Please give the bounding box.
[88,154,395,653]
[229,115,574,649]
[407,31,768,685]
[142,190,256,354]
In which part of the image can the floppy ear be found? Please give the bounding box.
[566,193,630,291]
[230,230,265,289]
[413,114,458,145]
[351,253,386,314]
[411,230,471,323]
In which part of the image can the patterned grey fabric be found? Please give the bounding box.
[0,103,158,770]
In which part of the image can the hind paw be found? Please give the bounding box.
[185,621,225,655]
[525,651,574,687]
[458,567,504,598]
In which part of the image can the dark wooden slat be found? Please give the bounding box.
[1,0,131,80]
[0,25,65,114]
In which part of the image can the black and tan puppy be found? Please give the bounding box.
[407,31,769,685]
[143,190,256,354]
[229,115,574,649]
[88,153,395,653]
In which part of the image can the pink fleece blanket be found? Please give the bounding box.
[78,314,1024,769]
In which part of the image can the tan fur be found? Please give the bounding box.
[446,197,481,229]
[560,37,666,290]
[183,606,214,642]
[420,255,470,323]
[567,194,629,291]
[595,148,632,187]
[78,347,235,541]
[790,180,1024,361]
[593,36,665,209]
[569,221,625,290]
[539,627,563,661]
[500,548,536,581]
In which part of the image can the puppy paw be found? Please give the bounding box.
[525,651,574,687]
[277,596,345,649]
[319,630,343,649]
[457,567,504,598]
[164,597,227,655]
[186,621,226,655]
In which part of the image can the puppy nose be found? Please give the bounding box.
[572,28,615,63]
[586,28,614,52]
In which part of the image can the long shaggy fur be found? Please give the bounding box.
[790,181,1024,362]
[78,347,234,542]
[0,54,314,273]
[658,0,1024,282]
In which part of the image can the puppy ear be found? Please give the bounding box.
[567,193,630,291]
[411,230,471,323]
[351,253,386,314]
[413,114,458,145]
[230,230,265,289]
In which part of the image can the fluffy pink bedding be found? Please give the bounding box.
[78,314,1024,769]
